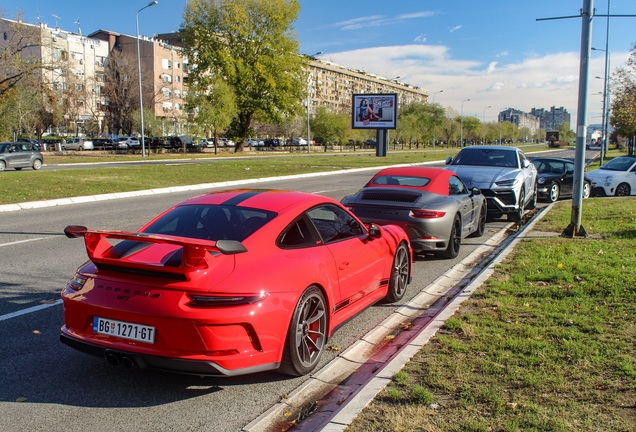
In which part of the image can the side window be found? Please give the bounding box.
[307,205,364,243]
[279,218,316,248]
[449,176,467,195]
[518,152,526,168]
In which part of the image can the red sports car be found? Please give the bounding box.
[60,189,411,377]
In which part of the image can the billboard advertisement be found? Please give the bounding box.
[352,93,398,129]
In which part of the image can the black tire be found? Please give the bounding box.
[470,203,487,238]
[32,159,42,170]
[0,161,6,172]
[384,243,410,303]
[508,188,525,222]
[548,182,560,203]
[441,215,461,259]
[615,183,630,197]
[583,182,591,199]
[279,286,327,376]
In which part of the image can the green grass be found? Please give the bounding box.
[347,197,636,432]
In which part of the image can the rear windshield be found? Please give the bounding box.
[371,175,431,187]
[143,204,277,242]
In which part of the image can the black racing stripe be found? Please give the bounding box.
[221,190,269,206]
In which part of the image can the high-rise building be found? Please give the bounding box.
[498,108,540,135]
[530,106,571,131]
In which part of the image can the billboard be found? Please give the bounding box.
[352,93,397,129]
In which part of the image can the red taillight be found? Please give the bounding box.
[410,209,446,219]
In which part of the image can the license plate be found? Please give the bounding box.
[92,316,155,344]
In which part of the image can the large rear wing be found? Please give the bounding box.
[64,225,246,275]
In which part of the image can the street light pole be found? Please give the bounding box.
[460,98,470,147]
[136,0,158,159]
[482,105,491,144]
[306,52,322,153]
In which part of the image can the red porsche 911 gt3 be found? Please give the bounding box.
[60,189,411,377]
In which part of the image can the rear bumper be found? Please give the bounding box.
[60,332,279,377]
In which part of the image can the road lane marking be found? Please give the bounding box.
[0,299,62,322]
[0,237,46,248]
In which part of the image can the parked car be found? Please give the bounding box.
[292,137,308,146]
[92,138,116,150]
[62,137,94,151]
[169,135,197,151]
[586,155,636,197]
[342,167,486,258]
[217,138,235,147]
[264,138,281,147]
[531,157,591,202]
[246,138,264,147]
[60,189,411,377]
[0,142,44,171]
[199,138,214,148]
[445,146,538,222]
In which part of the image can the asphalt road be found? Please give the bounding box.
[0,148,586,432]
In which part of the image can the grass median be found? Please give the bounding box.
[348,197,636,432]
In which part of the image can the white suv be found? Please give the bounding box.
[62,138,94,151]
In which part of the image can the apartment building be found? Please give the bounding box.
[530,106,571,132]
[88,30,187,134]
[498,108,541,135]
[307,59,428,115]
[0,17,110,135]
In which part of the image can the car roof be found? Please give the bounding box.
[368,167,455,196]
[459,145,518,151]
[181,189,335,214]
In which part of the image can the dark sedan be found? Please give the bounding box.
[0,142,44,172]
[531,157,591,202]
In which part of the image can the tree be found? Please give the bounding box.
[396,102,445,148]
[311,106,349,145]
[182,0,306,152]
[610,44,636,150]
[101,50,138,136]
[185,77,237,153]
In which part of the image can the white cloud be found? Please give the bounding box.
[321,45,630,124]
[414,34,427,43]
[449,25,462,33]
[332,11,435,31]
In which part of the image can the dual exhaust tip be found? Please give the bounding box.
[105,352,136,369]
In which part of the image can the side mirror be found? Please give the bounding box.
[522,159,530,168]
[445,156,453,165]
[368,224,382,239]
[471,187,482,196]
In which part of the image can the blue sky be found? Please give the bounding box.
[2,0,634,125]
